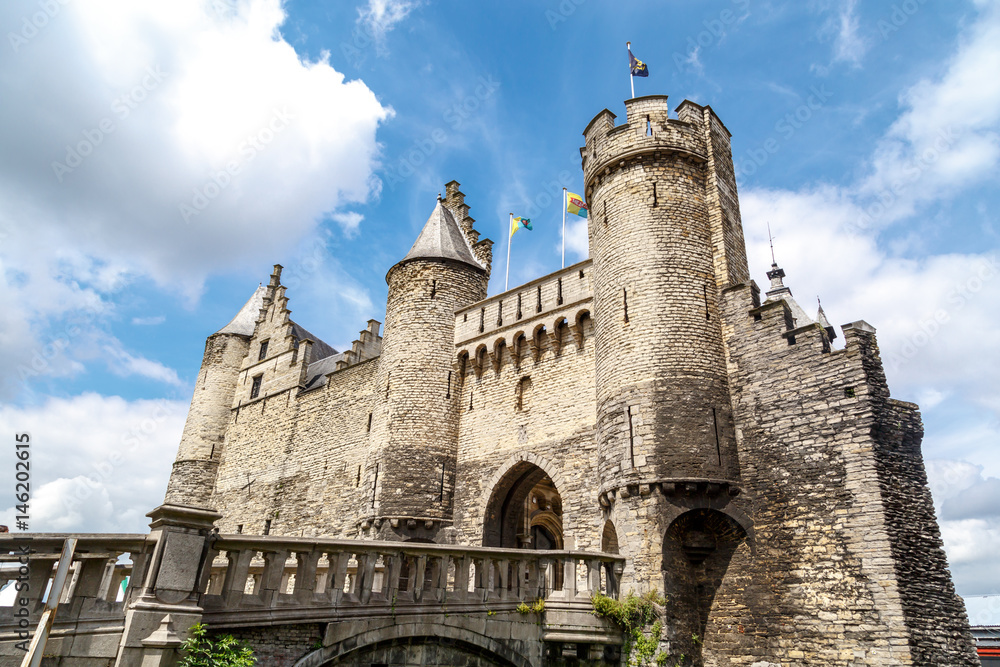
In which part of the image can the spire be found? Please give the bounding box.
[817,297,838,342]
[215,285,266,336]
[764,260,812,329]
[399,197,485,272]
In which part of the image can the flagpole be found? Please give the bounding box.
[561,188,567,269]
[627,41,634,98]
[505,213,512,291]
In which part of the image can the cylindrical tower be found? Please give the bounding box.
[164,286,263,507]
[361,195,489,541]
[584,96,740,497]
[582,98,750,630]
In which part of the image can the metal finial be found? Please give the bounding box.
[767,222,776,265]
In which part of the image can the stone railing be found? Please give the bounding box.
[0,534,151,663]
[198,535,624,628]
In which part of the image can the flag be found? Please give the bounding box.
[566,192,588,218]
[510,216,532,237]
[629,49,649,77]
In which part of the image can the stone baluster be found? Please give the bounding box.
[471,556,488,601]
[561,555,578,599]
[293,550,320,604]
[411,555,427,603]
[383,552,402,603]
[451,555,469,602]
[328,550,352,604]
[496,559,510,601]
[357,552,377,604]
[222,548,253,607]
[26,558,54,614]
[537,557,552,599]
[585,559,602,597]
[429,555,446,603]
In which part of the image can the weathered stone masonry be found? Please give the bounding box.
[158,95,978,666]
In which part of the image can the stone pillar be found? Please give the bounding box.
[114,505,220,667]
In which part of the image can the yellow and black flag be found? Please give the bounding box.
[628,46,649,77]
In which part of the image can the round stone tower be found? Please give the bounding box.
[582,96,749,607]
[361,194,489,541]
[165,284,265,507]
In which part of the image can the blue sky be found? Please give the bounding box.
[0,0,998,620]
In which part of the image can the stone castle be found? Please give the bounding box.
[1,95,979,667]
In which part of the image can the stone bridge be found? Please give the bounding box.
[0,508,625,667]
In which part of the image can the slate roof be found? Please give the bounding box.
[216,285,266,336]
[400,198,483,270]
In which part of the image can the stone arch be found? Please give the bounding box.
[294,620,532,667]
[601,520,619,554]
[660,508,748,665]
[473,344,488,379]
[491,337,506,374]
[511,331,527,367]
[481,453,566,549]
[530,324,547,362]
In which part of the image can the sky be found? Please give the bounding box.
[0,0,997,622]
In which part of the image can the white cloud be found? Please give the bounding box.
[357,0,420,52]
[831,0,868,66]
[0,394,188,533]
[0,0,390,397]
[331,211,364,238]
[132,316,166,326]
[102,342,184,386]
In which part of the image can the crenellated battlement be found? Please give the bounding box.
[581,96,711,196]
[454,260,593,355]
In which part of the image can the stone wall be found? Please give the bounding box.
[220,623,324,666]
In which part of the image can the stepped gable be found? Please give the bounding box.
[215,285,265,335]
[400,195,485,271]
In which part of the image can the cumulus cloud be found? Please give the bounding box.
[0,0,390,397]
[0,394,188,533]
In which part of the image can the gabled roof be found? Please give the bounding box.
[290,321,337,360]
[215,285,266,336]
[400,197,483,270]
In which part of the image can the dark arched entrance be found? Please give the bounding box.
[482,461,563,550]
[661,509,747,667]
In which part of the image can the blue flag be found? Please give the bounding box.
[629,48,649,77]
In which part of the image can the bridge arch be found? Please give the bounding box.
[293,620,533,667]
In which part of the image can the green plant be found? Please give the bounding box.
[591,590,666,667]
[179,623,255,667]
[691,633,701,645]
[515,598,545,615]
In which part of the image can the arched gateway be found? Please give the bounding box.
[482,460,563,550]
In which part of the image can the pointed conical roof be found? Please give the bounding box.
[216,285,266,336]
[764,262,812,329]
[400,197,484,271]
[817,301,838,342]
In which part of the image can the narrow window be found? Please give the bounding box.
[603,200,607,225]
[497,301,503,326]
[479,307,485,333]
[446,371,452,398]
[623,288,630,324]
[385,372,390,399]
[366,412,373,432]
[430,279,437,299]
[704,285,710,321]
[258,340,269,361]
[371,463,379,508]
[517,293,523,320]
[516,376,532,412]
[250,374,263,399]
[652,182,658,207]
[712,408,722,466]
[787,335,796,345]
[579,269,585,279]
[236,524,243,534]
[469,390,474,411]
[356,465,362,487]
[438,464,446,502]
[646,115,652,136]
[536,285,542,313]
[557,278,563,305]
[463,313,468,322]
[626,406,636,467]
[263,519,272,535]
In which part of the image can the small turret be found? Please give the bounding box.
[164,286,264,507]
[361,186,491,541]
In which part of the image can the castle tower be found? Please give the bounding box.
[360,192,491,541]
[582,97,753,657]
[164,284,264,507]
